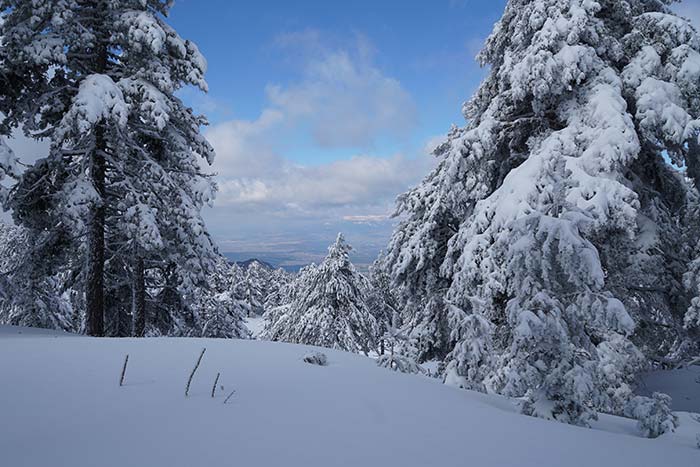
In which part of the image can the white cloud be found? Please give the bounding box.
[204,109,285,178]
[264,30,416,148]
[266,52,415,148]
[343,214,390,223]
[212,152,431,212]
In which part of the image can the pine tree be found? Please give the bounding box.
[197,255,249,339]
[386,0,700,426]
[228,262,252,316]
[244,261,269,316]
[264,267,293,311]
[0,222,75,331]
[0,1,216,336]
[262,264,313,335]
[366,255,398,355]
[264,234,379,354]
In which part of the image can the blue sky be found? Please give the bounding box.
[164,0,509,267]
[170,0,505,137]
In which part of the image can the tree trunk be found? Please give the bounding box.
[133,254,146,337]
[85,30,109,337]
[85,126,106,337]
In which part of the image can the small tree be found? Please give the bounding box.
[367,255,398,355]
[264,234,379,354]
[264,267,292,311]
[245,261,268,316]
[198,256,249,339]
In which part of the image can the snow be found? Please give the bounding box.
[59,74,129,136]
[0,325,697,467]
[244,316,266,338]
[120,11,167,54]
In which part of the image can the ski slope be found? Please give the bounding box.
[0,325,697,467]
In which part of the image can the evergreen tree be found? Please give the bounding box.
[197,255,249,339]
[228,262,252,316]
[244,260,269,316]
[386,0,700,426]
[0,222,75,331]
[262,263,314,336]
[264,234,379,354]
[264,267,293,311]
[366,255,398,355]
[0,0,216,336]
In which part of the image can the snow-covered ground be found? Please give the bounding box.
[244,315,266,338]
[0,325,697,467]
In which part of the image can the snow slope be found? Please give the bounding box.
[0,326,697,467]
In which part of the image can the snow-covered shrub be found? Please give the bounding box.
[376,354,425,375]
[625,393,678,439]
[303,352,328,366]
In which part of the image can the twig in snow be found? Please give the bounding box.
[119,354,129,387]
[223,390,236,404]
[185,348,206,397]
[211,372,220,398]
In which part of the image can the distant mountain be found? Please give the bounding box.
[223,252,305,272]
[234,258,275,270]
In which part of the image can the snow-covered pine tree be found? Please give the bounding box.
[263,267,293,311]
[386,0,700,426]
[244,260,269,316]
[0,222,75,331]
[367,255,398,355]
[196,255,249,339]
[262,263,314,336]
[228,262,252,316]
[0,1,217,336]
[264,234,379,354]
